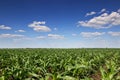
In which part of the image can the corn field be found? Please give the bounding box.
[0,48,120,80]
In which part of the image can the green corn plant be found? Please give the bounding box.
[0,48,120,79]
[100,60,120,80]
[0,76,4,80]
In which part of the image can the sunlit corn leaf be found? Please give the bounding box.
[0,76,4,80]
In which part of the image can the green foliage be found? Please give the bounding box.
[0,48,120,80]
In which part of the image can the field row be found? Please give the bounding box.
[0,48,120,80]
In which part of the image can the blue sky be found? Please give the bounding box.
[0,0,120,48]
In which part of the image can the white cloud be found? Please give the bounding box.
[0,34,24,38]
[36,34,64,39]
[28,21,51,32]
[85,11,96,16]
[36,36,46,39]
[108,31,120,36]
[117,9,120,13]
[48,34,64,39]
[15,30,26,32]
[13,37,33,42]
[0,25,11,30]
[78,9,120,29]
[80,32,105,38]
[100,8,106,13]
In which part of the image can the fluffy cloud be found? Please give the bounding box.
[85,11,96,16]
[80,32,105,38]
[28,21,51,32]
[86,9,106,17]
[0,25,11,30]
[15,30,26,32]
[108,31,120,36]
[78,9,120,29]
[48,34,64,39]
[0,34,24,38]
